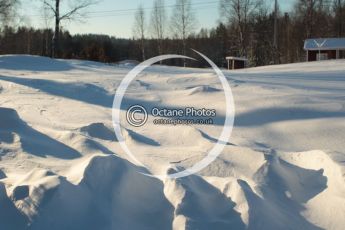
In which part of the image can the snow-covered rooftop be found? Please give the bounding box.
[304,38,345,51]
[226,56,248,61]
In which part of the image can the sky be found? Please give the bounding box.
[21,0,296,39]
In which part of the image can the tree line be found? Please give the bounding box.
[0,0,344,68]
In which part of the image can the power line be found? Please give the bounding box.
[87,0,220,14]
[24,0,220,19]
[83,5,221,19]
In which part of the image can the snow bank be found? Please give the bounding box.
[0,55,345,229]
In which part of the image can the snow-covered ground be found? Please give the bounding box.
[0,55,345,229]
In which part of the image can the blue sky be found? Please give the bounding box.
[22,0,295,38]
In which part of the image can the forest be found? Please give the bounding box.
[0,0,344,68]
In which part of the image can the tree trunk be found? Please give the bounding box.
[182,37,186,67]
[273,0,279,64]
[339,0,343,37]
[158,39,163,64]
[52,0,60,58]
[141,37,145,61]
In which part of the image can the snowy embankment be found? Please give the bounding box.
[0,55,345,229]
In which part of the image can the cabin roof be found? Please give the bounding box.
[226,56,248,61]
[304,38,345,51]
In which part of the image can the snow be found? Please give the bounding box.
[304,38,345,50]
[0,55,345,229]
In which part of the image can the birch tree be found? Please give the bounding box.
[220,0,263,57]
[133,5,146,61]
[150,0,166,57]
[170,0,196,66]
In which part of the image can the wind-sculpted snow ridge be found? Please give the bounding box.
[0,55,345,229]
[1,151,344,230]
[3,156,174,230]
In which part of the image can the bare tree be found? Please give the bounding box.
[170,0,196,66]
[306,0,317,38]
[220,0,263,57]
[273,0,281,64]
[0,0,17,25]
[42,0,97,58]
[294,0,333,38]
[133,5,146,61]
[294,0,317,38]
[333,0,344,36]
[150,0,166,58]
[41,3,53,56]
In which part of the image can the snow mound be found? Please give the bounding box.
[0,107,23,130]
[1,55,345,229]
[164,168,245,229]
[0,107,81,159]
[149,126,213,148]
[123,129,160,146]
[186,85,221,95]
[0,170,6,180]
[79,123,116,141]
[0,181,28,229]
[1,155,174,229]
[0,55,72,72]
[116,60,139,68]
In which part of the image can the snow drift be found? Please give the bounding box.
[0,55,345,229]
